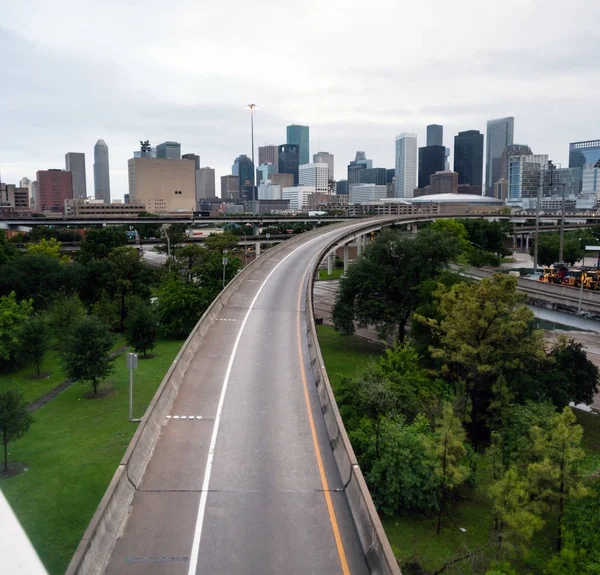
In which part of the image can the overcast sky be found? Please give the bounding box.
[1,0,599,200]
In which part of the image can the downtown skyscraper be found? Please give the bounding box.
[454,130,484,187]
[286,125,310,166]
[93,139,111,204]
[65,152,87,199]
[485,117,514,196]
[395,133,417,198]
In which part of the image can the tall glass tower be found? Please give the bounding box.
[93,140,111,204]
[485,117,514,196]
[286,125,309,166]
[395,133,417,198]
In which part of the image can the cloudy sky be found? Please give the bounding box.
[1,0,599,200]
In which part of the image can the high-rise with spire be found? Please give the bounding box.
[93,139,111,204]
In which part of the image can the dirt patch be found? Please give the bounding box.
[0,461,28,479]
[85,383,115,400]
[138,353,156,360]
[25,372,51,380]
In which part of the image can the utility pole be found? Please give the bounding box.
[248,104,257,201]
[559,181,566,263]
[533,175,542,275]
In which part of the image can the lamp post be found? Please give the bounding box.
[222,250,229,288]
[248,104,257,201]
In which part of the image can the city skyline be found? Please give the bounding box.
[1,1,599,199]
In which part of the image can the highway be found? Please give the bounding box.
[103,223,371,574]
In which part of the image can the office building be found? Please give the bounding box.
[257,182,282,200]
[569,140,600,169]
[430,171,458,195]
[270,172,294,189]
[507,154,548,201]
[182,153,200,169]
[485,117,514,195]
[36,169,73,213]
[582,163,600,201]
[0,183,29,211]
[65,153,87,199]
[156,141,181,160]
[360,168,387,185]
[418,145,446,189]
[248,199,290,215]
[64,198,146,217]
[299,163,328,193]
[221,175,240,200]
[127,157,195,213]
[313,152,334,181]
[427,124,443,147]
[454,130,484,187]
[500,145,532,182]
[282,186,315,210]
[541,164,580,198]
[347,151,373,183]
[336,180,349,195]
[197,167,216,200]
[258,145,279,170]
[257,163,277,184]
[306,193,348,210]
[278,144,300,185]
[286,125,309,165]
[349,184,387,204]
[395,133,417,198]
[232,154,255,200]
[93,139,111,204]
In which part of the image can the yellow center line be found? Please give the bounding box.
[296,265,351,575]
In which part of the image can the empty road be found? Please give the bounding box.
[104,223,371,574]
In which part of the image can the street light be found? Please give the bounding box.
[248,104,257,201]
[222,250,229,288]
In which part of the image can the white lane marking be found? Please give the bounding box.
[186,234,325,575]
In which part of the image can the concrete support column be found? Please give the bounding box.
[343,244,349,273]
[512,234,517,250]
[253,224,259,236]
[327,253,333,276]
[525,234,530,252]
[356,235,363,257]
[255,241,261,257]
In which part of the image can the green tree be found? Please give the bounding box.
[527,407,587,552]
[48,293,85,338]
[430,274,544,437]
[204,230,242,253]
[488,466,544,559]
[458,219,513,257]
[58,316,115,396]
[433,403,470,534]
[367,416,439,515]
[156,276,211,338]
[170,244,205,283]
[332,228,461,341]
[26,237,62,259]
[161,223,187,254]
[0,230,17,265]
[125,301,158,357]
[531,232,584,266]
[0,388,33,473]
[79,228,128,261]
[0,292,33,367]
[18,315,50,377]
[90,291,120,331]
[109,246,149,330]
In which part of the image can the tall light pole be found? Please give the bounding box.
[248,104,257,201]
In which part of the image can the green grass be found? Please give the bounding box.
[317,267,345,281]
[316,324,385,391]
[500,257,517,264]
[0,338,184,575]
[0,351,66,405]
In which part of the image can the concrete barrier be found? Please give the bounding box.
[66,231,323,575]
[305,232,401,575]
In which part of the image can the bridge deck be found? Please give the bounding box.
[104,228,369,574]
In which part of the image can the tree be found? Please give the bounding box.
[125,301,158,357]
[527,407,587,552]
[170,244,204,283]
[48,293,85,337]
[0,230,17,265]
[458,219,513,257]
[58,316,115,396]
[79,228,128,261]
[156,276,211,338]
[430,274,544,437]
[26,237,62,259]
[109,246,149,330]
[530,232,584,266]
[433,403,470,534]
[332,228,461,342]
[203,230,241,253]
[0,388,33,473]
[18,315,50,377]
[0,292,33,367]
[488,466,544,559]
[160,224,187,255]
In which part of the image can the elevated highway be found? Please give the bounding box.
[67,212,600,575]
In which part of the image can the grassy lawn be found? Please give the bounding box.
[317,267,345,281]
[0,338,184,575]
[316,324,385,391]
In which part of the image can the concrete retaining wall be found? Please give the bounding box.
[65,231,319,575]
[305,233,401,575]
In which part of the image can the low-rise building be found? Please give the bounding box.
[348,199,440,217]
[349,184,387,204]
[282,186,315,210]
[306,192,348,209]
[64,198,146,217]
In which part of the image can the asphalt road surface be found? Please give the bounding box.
[104,224,371,574]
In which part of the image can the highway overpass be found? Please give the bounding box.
[65,211,600,575]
